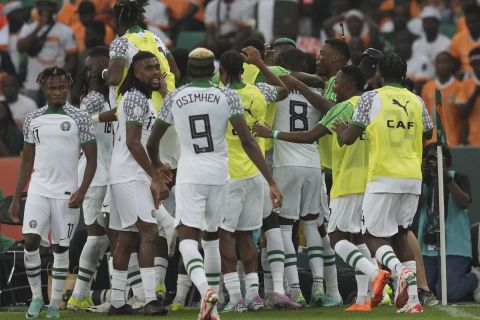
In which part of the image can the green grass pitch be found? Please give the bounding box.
[1,305,480,320]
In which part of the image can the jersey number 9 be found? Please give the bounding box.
[189,114,214,154]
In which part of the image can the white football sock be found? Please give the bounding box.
[73,235,109,299]
[154,256,168,287]
[111,269,127,308]
[280,224,300,290]
[127,253,145,302]
[140,267,156,304]
[335,240,378,279]
[179,239,208,296]
[245,272,260,301]
[51,251,69,307]
[375,245,404,278]
[224,272,242,304]
[303,220,324,280]
[355,243,371,304]
[322,234,340,299]
[201,239,221,293]
[174,273,192,304]
[265,228,285,294]
[403,260,419,302]
[24,249,43,300]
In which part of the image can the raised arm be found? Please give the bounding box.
[280,75,333,114]
[241,46,288,101]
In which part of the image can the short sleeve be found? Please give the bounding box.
[256,83,278,103]
[158,91,174,125]
[109,37,129,60]
[62,25,77,54]
[153,33,169,55]
[351,91,377,128]
[223,87,244,118]
[418,96,433,132]
[123,90,148,126]
[23,112,35,144]
[319,101,354,133]
[204,0,216,24]
[80,92,105,116]
[77,113,96,145]
[18,22,34,39]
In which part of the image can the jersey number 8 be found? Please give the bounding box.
[189,114,214,153]
[289,100,308,132]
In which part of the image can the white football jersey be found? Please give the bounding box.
[78,91,113,187]
[273,87,322,168]
[158,80,243,185]
[110,88,157,184]
[23,104,96,199]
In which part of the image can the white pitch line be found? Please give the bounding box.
[438,305,480,319]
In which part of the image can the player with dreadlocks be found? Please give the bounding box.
[97,0,178,306]
[66,46,114,311]
[107,51,169,316]
[103,0,179,107]
[335,52,433,314]
[8,67,97,319]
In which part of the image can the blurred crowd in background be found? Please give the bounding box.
[1,0,480,157]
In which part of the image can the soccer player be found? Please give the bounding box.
[102,0,178,304]
[108,51,169,316]
[67,46,113,311]
[316,38,351,191]
[8,67,97,319]
[265,47,327,307]
[146,47,282,320]
[335,52,433,313]
[218,48,289,312]
[255,65,390,311]
[103,0,179,107]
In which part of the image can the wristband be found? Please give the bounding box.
[272,130,280,140]
[101,69,108,80]
[92,114,100,123]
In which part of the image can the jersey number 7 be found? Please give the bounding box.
[189,114,214,154]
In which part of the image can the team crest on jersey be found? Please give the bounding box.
[29,220,37,228]
[133,106,143,116]
[60,121,72,131]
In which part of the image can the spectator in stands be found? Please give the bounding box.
[4,1,30,74]
[421,52,462,146]
[17,0,78,106]
[456,47,480,145]
[323,9,377,48]
[1,74,37,127]
[412,6,451,67]
[162,0,205,43]
[143,0,171,47]
[395,30,435,89]
[417,144,479,303]
[204,0,254,55]
[0,99,23,156]
[71,1,114,53]
[450,4,480,74]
